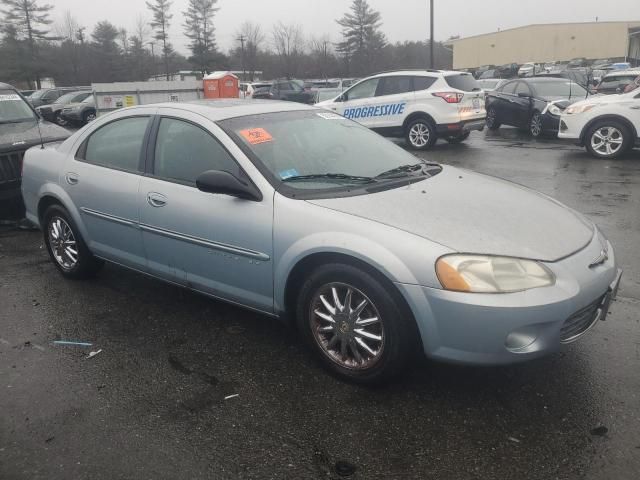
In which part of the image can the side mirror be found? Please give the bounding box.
[196,170,262,201]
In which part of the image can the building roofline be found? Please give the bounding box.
[446,20,640,44]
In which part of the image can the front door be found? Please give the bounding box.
[138,111,274,313]
[64,115,150,270]
[330,77,382,129]
[513,81,534,127]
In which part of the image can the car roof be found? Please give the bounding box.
[603,69,640,78]
[370,69,469,78]
[124,99,315,121]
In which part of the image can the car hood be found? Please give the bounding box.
[306,166,594,262]
[0,119,70,153]
[569,90,637,108]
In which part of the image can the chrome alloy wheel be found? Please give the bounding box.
[591,127,623,156]
[530,113,543,137]
[309,282,384,370]
[48,216,79,270]
[408,123,430,148]
[85,112,97,122]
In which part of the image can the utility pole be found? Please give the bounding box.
[148,41,156,78]
[429,0,434,69]
[237,34,246,82]
[76,27,85,44]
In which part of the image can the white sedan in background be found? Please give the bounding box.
[559,89,640,158]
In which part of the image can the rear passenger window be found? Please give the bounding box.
[376,76,413,96]
[153,118,239,184]
[515,82,531,96]
[83,117,149,172]
[501,81,518,94]
[413,77,436,91]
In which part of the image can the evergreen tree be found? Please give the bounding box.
[91,21,121,82]
[146,0,173,80]
[336,0,387,76]
[1,0,53,88]
[183,0,218,74]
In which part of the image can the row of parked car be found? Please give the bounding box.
[240,78,360,104]
[20,86,97,127]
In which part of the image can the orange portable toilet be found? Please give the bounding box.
[203,71,240,99]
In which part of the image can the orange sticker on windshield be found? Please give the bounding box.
[240,128,273,145]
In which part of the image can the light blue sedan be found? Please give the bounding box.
[21,100,621,383]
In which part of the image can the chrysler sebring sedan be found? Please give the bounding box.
[21,100,621,383]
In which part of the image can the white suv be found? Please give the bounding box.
[315,70,486,150]
[558,89,640,159]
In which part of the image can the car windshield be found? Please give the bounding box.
[30,90,47,99]
[220,110,441,193]
[445,74,481,91]
[0,90,37,123]
[531,81,587,98]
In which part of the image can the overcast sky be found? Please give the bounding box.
[49,0,639,53]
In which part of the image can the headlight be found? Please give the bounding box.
[547,104,562,116]
[436,255,555,293]
[565,104,598,115]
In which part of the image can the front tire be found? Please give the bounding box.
[585,120,632,159]
[405,118,437,150]
[43,205,104,279]
[54,113,68,127]
[83,110,96,125]
[529,112,544,138]
[296,263,416,384]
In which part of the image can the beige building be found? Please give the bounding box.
[448,21,640,69]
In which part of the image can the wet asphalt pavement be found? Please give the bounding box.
[1,129,639,479]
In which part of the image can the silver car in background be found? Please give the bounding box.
[21,100,621,383]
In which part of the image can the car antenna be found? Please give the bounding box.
[35,116,45,149]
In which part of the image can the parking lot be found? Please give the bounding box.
[1,129,639,480]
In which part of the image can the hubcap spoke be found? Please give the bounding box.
[48,217,78,270]
[309,282,384,370]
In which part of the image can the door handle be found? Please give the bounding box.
[65,172,79,185]
[630,106,640,110]
[147,192,167,208]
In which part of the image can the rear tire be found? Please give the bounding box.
[82,110,96,125]
[296,263,416,384]
[43,205,104,279]
[585,120,632,159]
[54,113,68,127]
[446,131,470,144]
[486,107,501,130]
[405,118,437,150]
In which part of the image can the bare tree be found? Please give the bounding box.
[118,28,128,55]
[133,14,151,46]
[310,35,335,79]
[54,10,78,42]
[272,22,304,78]
[236,21,264,80]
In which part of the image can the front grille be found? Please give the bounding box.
[560,294,605,342]
[0,150,25,184]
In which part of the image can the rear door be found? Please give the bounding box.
[65,113,151,270]
[489,80,518,125]
[512,81,534,127]
[373,76,415,129]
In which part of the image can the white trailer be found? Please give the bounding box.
[91,80,204,117]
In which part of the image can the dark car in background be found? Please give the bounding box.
[485,77,589,137]
[536,69,590,89]
[28,86,90,108]
[0,83,70,218]
[35,90,92,126]
[252,80,317,104]
[59,96,96,126]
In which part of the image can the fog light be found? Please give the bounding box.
[505,326,539,352]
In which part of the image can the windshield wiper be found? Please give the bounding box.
[375,162,440,180]
[282,173,376,184]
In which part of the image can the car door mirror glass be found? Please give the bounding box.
[196,170,261,201]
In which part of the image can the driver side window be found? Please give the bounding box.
[501,81,518,95]
[515,82,531,96]
[344,78,380,101]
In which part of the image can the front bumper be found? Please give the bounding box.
[557,114,585,144]
[541,113,562,135]
[396,232,621,365]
